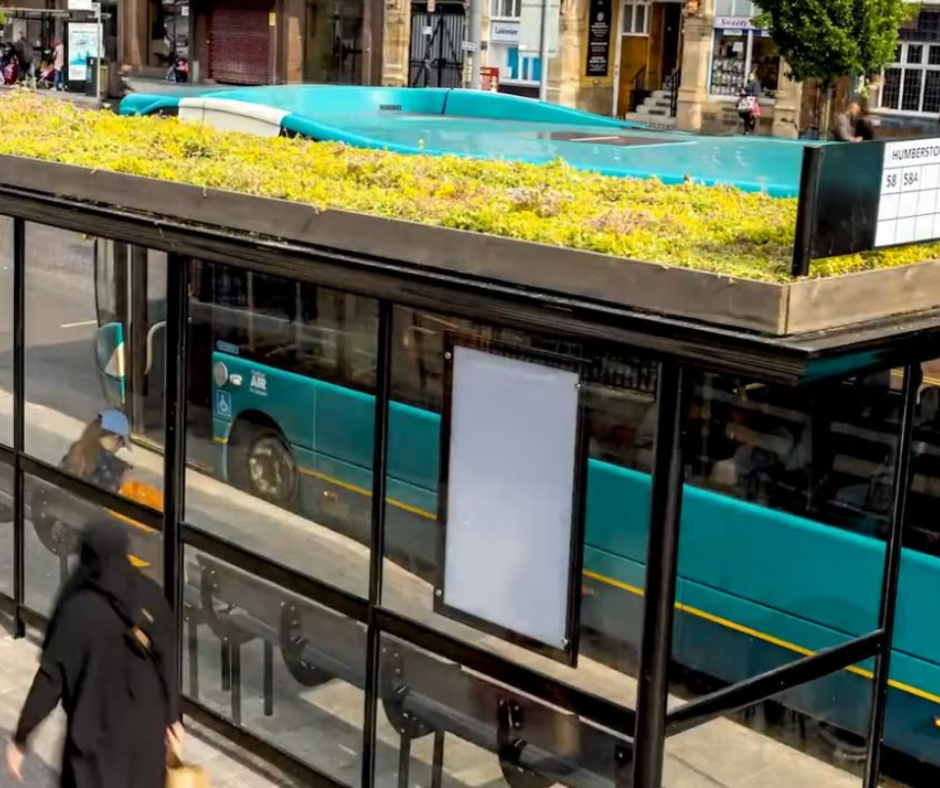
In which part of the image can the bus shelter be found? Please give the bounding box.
[0,153,937,788]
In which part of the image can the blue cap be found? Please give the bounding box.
[99,409,129,439]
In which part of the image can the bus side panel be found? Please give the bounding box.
[679,487,883,638]
[213,353,318,456]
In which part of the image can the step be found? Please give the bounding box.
[622,112,677,130]
[637,104,669,116]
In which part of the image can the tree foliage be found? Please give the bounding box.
[755,0,912,85]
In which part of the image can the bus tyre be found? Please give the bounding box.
[229,420,298,508]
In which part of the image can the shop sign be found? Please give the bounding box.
[585,0,612,77]
[713,15,756,30]
[490,20,520,44]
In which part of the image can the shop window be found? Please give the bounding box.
[622,0,651,36]
[491,0,521,18]
[709,29,779,98]
[877,42,940,115]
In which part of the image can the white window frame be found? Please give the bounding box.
[875,42,940,116]
[622,0,651,37]
[490,0,522,20]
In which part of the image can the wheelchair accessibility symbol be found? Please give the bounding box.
[216,390,233,419]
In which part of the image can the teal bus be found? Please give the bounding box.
[92,243,940,778]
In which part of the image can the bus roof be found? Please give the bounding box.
[119,85,817,197]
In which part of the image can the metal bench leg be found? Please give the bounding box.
[231,642,242,726]
[187,616,199,700]
[263,640,274,717]
[398,734,412,788]
[431,730,445,788]
[220,639,231,692]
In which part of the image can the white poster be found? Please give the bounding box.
[441,346,581,651]
[68,22,100,82]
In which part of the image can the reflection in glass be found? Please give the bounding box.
[24,227,165,508]
[182,547,366,784]
[383,306,656,691]
[375,634,630,788]
[666,673,873,786]
[24,474,162,616]
[0,217,11,447]
[668,369,902,780]
[0,461,12,597]
[881,358,940,786]
[184,260,378,597]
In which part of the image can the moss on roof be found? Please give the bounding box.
[1,92,935,283]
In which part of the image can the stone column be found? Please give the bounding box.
[382,0,411,86]
[118,0,147,71]
[553,0,587,107]
[675,0,712,133]
[771,59,801,138]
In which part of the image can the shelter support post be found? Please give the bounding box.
[631,362,688,788]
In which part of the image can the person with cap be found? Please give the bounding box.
[5,520,183,787]
[60,410,132,493]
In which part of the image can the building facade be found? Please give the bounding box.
[120,0,384,85]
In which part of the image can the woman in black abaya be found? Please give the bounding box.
[5,521,182,787]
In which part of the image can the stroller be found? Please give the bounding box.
[36,48,55,89]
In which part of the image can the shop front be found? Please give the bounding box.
[675,0,800,136]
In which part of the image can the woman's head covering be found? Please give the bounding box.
[51,520,139,642]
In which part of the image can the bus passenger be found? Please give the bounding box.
[61,410,132,493]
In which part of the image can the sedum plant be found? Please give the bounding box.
[0,92,936,283]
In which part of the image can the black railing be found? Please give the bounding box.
[628,64,649,113]
[666,68,681,117]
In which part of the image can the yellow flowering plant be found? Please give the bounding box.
[0,92,935,283]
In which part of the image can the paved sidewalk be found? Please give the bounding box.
[0,619,301,787]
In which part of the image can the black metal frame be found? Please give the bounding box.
[0,188,926,788]
[433,334,589,666]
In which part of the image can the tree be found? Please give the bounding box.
[754,0,912,137]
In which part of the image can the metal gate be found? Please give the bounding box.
[209,0,274,85]
[408,4,466,88]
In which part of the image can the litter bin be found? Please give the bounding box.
[85,56,97,97]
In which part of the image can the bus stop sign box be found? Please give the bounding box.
[792,137,940,276]
[436,342,587,664]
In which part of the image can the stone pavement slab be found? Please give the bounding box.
[0,619,301,787]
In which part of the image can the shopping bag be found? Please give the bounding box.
[166,752,210,788]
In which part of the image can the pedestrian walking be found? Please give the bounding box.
[14,34,34,83]
[53,40,64,91]
[60,410,132,493]
[5,520,183,787]
[736,71,761,136]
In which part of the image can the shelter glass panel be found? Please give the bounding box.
[0,460,11,598]
[0,216,11,448]
[668,368,903,779]
[381,305,656,695]
[184,259,379,598]
[23,474,162,617]
[24,226,166,510]
[182,545,367,785]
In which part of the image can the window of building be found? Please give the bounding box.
[491,0,522,18]
[622,0,651,36]
[709,29,779,98]
[713,0,761,17]
[877,42,940,115]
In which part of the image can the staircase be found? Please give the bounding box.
[623,88,677,130]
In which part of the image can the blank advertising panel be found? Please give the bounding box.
[440,345,582,656]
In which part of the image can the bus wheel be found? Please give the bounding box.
[230,421,298,508]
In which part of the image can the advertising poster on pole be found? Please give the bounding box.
[67,22,99,82]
